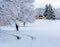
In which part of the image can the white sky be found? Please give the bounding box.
[33,0,60,8]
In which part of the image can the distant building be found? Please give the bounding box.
[35,15,46,19]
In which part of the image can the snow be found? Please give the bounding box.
[0,20,60,47]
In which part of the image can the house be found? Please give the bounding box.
[35,15,46,19]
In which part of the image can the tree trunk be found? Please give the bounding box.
[23,22,25,27]
[16,24,19,31]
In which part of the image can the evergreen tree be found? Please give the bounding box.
[43,5,49,17]
[43,4,55,20]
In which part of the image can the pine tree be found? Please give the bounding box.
[43,4,55,20]
[43,5,49,17]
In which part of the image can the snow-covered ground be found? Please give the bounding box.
[0,19,60,47]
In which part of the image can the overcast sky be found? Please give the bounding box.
[33,0,60,8]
